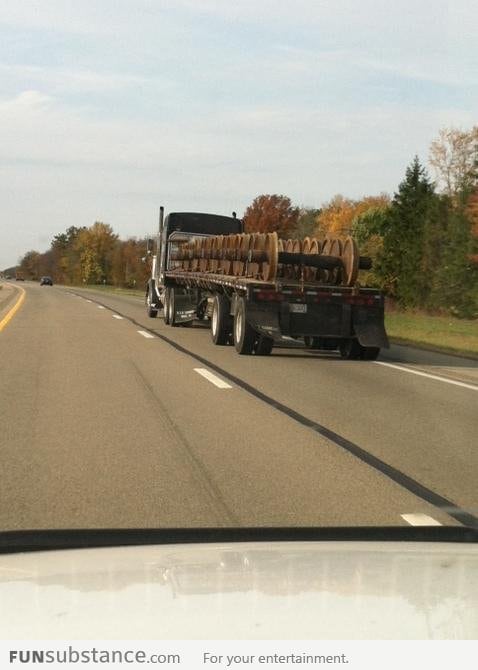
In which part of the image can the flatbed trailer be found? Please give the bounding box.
[145,209,389,358]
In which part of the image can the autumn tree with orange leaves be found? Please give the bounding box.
[243,194,299,237]
[315,194,390,237]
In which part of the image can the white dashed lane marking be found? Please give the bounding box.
[137,330,155,339]
[194,368,233,389]
[401,513,442,526]
[97,305,105,310]
[112,314,123,320]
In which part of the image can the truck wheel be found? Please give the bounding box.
[145,290,158,318]
[254,335,274,355]
[339,338,362,360]
[163,288,171,324]
[233,297,255,354]
[360,346,380,360]
[211,294,232,345]
[168,288,179,326]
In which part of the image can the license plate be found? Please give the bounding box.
[290,303,307,313]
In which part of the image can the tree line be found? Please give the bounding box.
[7,125,478,317]
[243,126,478,318]
[8,223,151,289]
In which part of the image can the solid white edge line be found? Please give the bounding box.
[194,368,233,389]
[112,314,123,319]
[137,330,155,339]
[375,360,478,391]
[401,513,442,527]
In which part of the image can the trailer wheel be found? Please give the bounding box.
[233,297,255,354]
[211,294,232,345]
[360,346,380,360]
[339,338,362,360]
[254,335,274,355]
[145,290,158,318]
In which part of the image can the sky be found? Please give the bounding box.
[1,0,477,268]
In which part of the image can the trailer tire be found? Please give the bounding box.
[360,346,380,360]
[145,290,158,318]
[211,294,232,345]
[254,335,274,355]
[339,338,362,360]
[233,297,255,355]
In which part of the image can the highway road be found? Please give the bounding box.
[1,281,477,530]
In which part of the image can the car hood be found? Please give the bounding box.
[0,540,477,639]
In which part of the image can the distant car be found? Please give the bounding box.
[40,276,53,286]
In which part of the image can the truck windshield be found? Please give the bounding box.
[0,3,477,542]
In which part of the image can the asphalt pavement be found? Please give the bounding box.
[0,281,476,530]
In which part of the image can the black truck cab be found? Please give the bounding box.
[158,212,243,281]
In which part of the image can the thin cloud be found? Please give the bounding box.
[0,64,162,94]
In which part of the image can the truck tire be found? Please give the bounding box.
[339,338,362,360]
[254,335,274,355]
[360,346,380,360]
[145,290,158,318]
[163,287,171,324]
[211,294,232,345]
[233,297,255,355]
[167,287,179,327]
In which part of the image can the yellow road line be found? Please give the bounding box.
[0,286,26,332]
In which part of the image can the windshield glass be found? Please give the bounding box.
[0,1,477,540]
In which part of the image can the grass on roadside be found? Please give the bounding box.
[385,310,478,358]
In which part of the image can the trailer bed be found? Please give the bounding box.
[164,269,381,298]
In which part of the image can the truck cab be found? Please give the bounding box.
[157,212,243,283]
[146,210,242,317]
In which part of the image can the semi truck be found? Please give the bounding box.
[145,208,389,358]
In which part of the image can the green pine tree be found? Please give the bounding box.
[429,201,477,317]
[376,157,436,307]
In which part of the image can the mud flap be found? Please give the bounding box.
[353,306,390,348]
[172,289,196,324]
